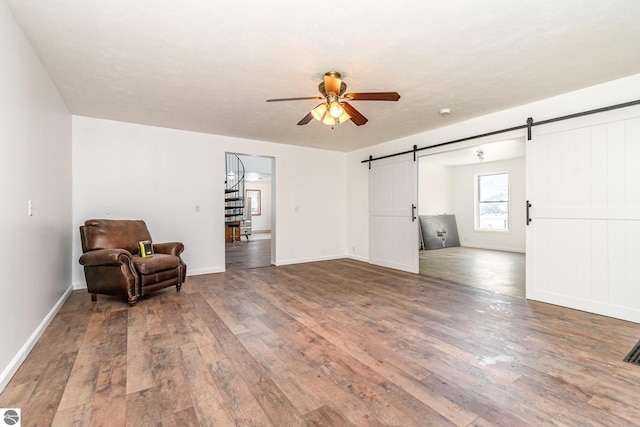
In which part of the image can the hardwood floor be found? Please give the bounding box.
[2,259,640,426]
[225,238,271,270]
[420,247,525,298]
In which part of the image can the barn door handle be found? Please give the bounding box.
[412,204,417,222]
[526,200,532,225]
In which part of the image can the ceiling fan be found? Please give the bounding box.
[266,71,400,127]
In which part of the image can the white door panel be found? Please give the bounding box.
[369,155,418,273]
[527,105,640,322]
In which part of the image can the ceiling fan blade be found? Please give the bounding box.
[342,102,368,126]
[343,92,401,101]
[266,97,323,102]
[297,112,314,126]
[323,71,342,95]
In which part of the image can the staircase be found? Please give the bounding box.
[225,154,251,241]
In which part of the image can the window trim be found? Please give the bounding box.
[475,171,510,232]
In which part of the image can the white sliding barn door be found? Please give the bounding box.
[369,155,419,273]
[526,105,640,323]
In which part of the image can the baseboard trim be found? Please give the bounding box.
[275,254,346,266]
[0,285,73,393]
[461,243,525,253]
[73,281,87,290]
[527,289,640,324]
[187,267,226,276]
[347,254,369,263]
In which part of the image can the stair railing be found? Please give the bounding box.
[224,153,246,224]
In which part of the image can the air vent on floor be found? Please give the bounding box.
[623,340,640,365]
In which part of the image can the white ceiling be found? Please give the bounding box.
[237,154,272,183]
[419,139,525,166]
[6,0,640,152]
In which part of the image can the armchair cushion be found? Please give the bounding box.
[132,254,180,275]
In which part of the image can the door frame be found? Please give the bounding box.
[415,131,528,291]
[224,152,275,269]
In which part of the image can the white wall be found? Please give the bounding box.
[452,157,526,252]
[246,181,271,232]
[347,73,640,263]
[0,1,72,390]
[72,117,348,286]
[236,154,273,232]
[417,156,526,252]
[417,160,453,215]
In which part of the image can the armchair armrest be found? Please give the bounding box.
[153,242,184,257]
[79,248,133,267]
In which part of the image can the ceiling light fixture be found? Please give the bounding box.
[312,93,351,127]
[329,101,344,118]
[311,103,327,121]
[322,108,350,126]
[268,70,400,127]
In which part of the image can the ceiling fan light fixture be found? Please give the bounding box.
[267,70,400,127]
[337,109,351,124]
[322,110,351,126]
[328,101,344,118]
[311,103,328,121]
[321,115,336,126]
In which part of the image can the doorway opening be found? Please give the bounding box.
[225,153,275,270]
[417,137,526,297]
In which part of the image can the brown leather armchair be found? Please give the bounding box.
[79,219,186,306]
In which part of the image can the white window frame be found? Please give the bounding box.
[475,171,510,232]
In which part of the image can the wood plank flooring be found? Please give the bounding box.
[420,247,525,298]
[225,238,271,270]
[2,259,640,426]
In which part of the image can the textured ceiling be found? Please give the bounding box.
[6,0,640,152]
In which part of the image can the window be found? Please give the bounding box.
[476,172,509,231]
